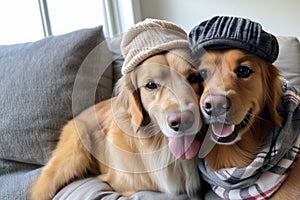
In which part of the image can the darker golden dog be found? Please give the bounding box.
[30,49,203,200]
[197,49,300,199]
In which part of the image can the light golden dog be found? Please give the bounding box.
[30,49,203,200]
[197,49,300,199]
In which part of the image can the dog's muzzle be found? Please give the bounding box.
[202,94,231,119]
[166,110,202,160]
[167,110,194,132]
[201,94,252,144]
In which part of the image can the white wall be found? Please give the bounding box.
[139,0,300,38]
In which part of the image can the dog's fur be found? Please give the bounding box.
[30,50,203,200]
[197,49,300,199]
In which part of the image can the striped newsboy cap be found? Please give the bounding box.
[188,16,279,63]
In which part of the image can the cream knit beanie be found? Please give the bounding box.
[121,18,189,74]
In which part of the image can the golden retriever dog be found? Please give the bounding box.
[197,49,300,199]
[29,49,203,200]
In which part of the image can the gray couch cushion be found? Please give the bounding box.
[106,36,124,84]
[53,177,193,200]
[274,36,300,92]
[0,26,113,175]
[0,169,41,200]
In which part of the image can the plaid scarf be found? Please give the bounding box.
[199,86,300,200]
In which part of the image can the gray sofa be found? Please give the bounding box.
[0,26,299,200]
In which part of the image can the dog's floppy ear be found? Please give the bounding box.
[128,90,145,126]
[122,74,150,127]
[263,63,283,126]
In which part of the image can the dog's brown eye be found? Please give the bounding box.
[145,81,159,90]
[187,73,202,84]
[199,69,209,81]
[234,65,253,78]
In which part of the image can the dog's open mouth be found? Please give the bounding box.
[168,132,202,160]
[211,109,252,144]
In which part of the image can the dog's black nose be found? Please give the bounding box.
[167,110,194,132]
[202,94,231,116]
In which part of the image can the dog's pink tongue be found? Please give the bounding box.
[212,123,234,137]
[168,134,201,160]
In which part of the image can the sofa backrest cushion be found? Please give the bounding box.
[0,26,113,174]
[274,36,300,92]
[106,36,124,85]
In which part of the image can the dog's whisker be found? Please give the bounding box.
[234,110,273,125]
[249,113,273,125]
[247,122,258,137]
[143,123,161,136]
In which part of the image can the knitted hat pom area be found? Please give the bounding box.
[120,18,191,75]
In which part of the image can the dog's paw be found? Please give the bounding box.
[29,168,59,200]
[29,178,54,200]
[121,190,137,197]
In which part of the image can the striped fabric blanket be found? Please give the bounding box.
[199,86,300,200]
